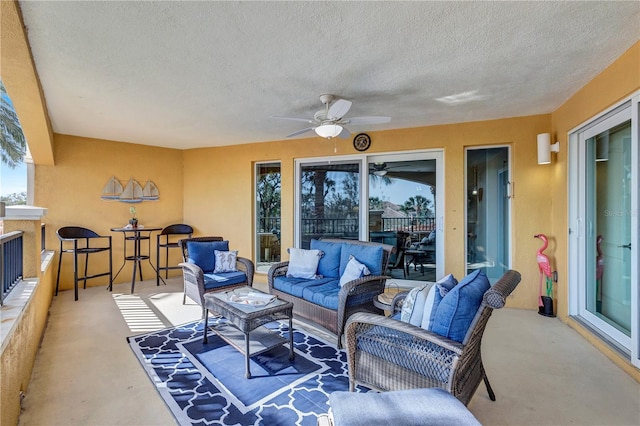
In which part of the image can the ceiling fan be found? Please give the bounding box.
[272,94,391,139]
[372,162,389,176]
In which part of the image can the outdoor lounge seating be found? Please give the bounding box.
[344,269,521,406]
[178,236,255,317]
[268,238,395,348]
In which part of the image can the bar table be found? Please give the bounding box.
[111,226,162,293]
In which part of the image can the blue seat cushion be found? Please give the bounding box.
[186,240,229,273]
[272,276,336,298]
[431,269,490,343]
[301,280,341,310]
[203,271,246,290]
[310,239,342,278]
[339,244,384,276]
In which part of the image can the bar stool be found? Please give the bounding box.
[156,224,193,285]
[56,226,112,301]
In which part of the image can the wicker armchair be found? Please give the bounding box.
[178,236,255,317]
[344,269,521,406]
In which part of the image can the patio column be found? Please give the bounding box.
[2,205,48,279]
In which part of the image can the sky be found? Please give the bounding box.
[369,177,433,207]
[0,162,27,196]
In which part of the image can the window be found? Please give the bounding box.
[255,162,281,273]
[466,147,511,283]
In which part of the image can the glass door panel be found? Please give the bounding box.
[368,158,437,281]
[466,147,511,283]
[298,161,360,248]
[585,121,632,335]
[255,162,281,273]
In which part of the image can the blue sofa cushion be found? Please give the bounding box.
[187,240,229,273]
[203,271,246,290]
[272,276,336,298]
[310,239,342,278]
[339,244,384,276]
[302,280,341,310]
[431,269,490,343]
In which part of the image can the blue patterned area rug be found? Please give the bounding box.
[127,319,365,425]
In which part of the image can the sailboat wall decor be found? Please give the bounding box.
[101,176,124,200]
[101,176,160,203]
[119,178,144,203]
[142,180,159,200]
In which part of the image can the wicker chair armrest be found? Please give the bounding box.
[178,262,205,284]
[236,257,255,287]
[336,275,388,341]
[346,312,464,355]
[267,261,290,291]
[339,274,389,295]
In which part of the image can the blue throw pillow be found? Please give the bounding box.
[339,244,384,277]
[186,240,229,273]
[426,274,458,330]
[430,270,490,343]
[311,239,342,278]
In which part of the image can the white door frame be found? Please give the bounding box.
[568,91,640,368]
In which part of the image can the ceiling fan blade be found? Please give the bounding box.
[286,127,315,138]
[271,115,315,124]
[327,99,352,120]
[338,127,351,139]
[344,116,391,125]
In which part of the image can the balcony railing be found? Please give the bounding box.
[1,230,24,305]
[380,217,436,233]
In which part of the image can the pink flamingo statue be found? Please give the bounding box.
[534,234,553,308]
[596,235,604,311]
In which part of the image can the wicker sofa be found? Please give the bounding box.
[267,238,395,348]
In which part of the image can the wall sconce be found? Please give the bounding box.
[537,133,560,165]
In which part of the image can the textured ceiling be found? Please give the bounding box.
[18,1,640,150]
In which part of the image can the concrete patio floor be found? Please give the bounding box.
[18,276,640,425]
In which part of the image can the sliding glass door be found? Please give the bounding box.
[367,152,443,281]
[570,99,638,366]
[295,151,443,280]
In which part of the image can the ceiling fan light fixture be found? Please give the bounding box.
[315,123,343,139]
[373,169,387,176]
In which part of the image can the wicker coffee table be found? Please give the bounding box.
[203,287,295,378]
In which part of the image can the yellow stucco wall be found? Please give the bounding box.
[550,41,640,321]
[36,134,186,290]
[183,113,553,309]
[550,41,640,380]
